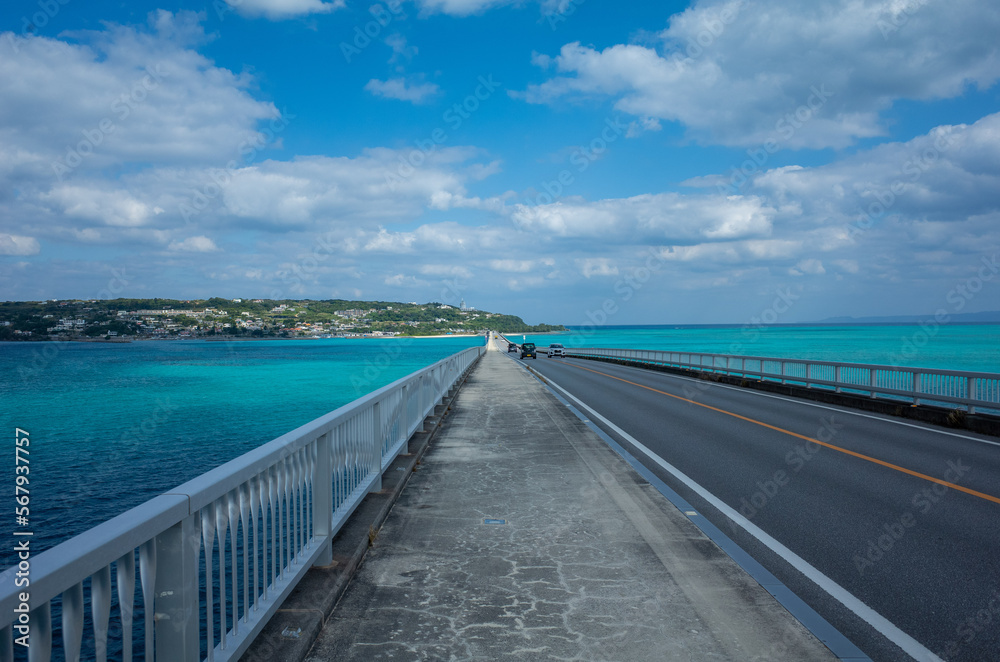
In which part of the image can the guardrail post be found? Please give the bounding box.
[806,364,813,388]
[835,366,842,393]
[913,372,921,407]
[968,377,976,414]
[369,401,383,493]
[154,514,200,661]
[313,432,333,566]
[870,368,877,398]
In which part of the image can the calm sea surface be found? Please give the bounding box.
[2,324,998,567]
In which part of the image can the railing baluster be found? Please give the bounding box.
[27,603,51,662]
[91,566,112,662]
[239,483,250,624]
[61,582,84,662]
[116,552,135,661]
[201,505,217,660]
[138,540,155,662]
[227,490,240,637]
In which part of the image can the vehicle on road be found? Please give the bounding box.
[520,342,536,359]
[548,343,565,357]
[507,342,518,353]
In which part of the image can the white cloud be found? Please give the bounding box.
[509,193,774,242]
[168,236,220,252]
[0,234,40,256]
[577,257,619,278]
[521,0,1000,148]
[365,78,440,104]
[489,259,536,273]
[222,0,345,19]
[414,0,515,16]
[0,12,279,177]
[790,258,825,276]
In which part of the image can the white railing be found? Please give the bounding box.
[568,348,1000,414]
[0,343,484,661]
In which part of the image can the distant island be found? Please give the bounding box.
[0,298,566,341]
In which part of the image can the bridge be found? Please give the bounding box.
[2,334,998,661]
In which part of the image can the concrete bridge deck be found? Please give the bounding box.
[289,344,837,661]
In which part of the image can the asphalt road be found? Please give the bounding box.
[503,344,1000,662]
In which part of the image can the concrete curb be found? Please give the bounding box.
[240,357,482,662]
[571,354,1000,438]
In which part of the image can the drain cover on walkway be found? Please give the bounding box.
[483,518,507,525]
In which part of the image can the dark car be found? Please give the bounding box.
[520,342,536,359]
[508,342,518,352]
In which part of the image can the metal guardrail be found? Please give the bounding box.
[0,343,484,661]
[567,347,1000,414]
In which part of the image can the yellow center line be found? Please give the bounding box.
[563,360,1000,506]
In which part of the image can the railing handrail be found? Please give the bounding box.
[567,346,1000,413]
[0,340,486,659]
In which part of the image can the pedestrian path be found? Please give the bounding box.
[305,343,837,660]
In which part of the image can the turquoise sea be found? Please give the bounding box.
[2,324,998,567]
[519,324,1000,373]
[0,335,484,567]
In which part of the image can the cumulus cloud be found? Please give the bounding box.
[221,0,345,19]
[520,0,1000,148]
[509,193,775,242]
[168,236,220,252]
[0,234,40,256]
[577,257,619,278]
[414,0,516,16]
[365,78,440,104]
[0,12,278,179]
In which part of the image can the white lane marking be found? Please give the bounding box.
[568,357,1000,448]
[543,371,945,662]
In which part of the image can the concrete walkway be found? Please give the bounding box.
[305,343,836,661]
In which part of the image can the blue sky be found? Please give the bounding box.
[1,0,999,324]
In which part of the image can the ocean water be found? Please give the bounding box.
[2,325,998,567]
[517,324,1000,373]
[0,335,484,567]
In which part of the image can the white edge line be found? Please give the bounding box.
[577,355,1000,448]
[541,370,945,662]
